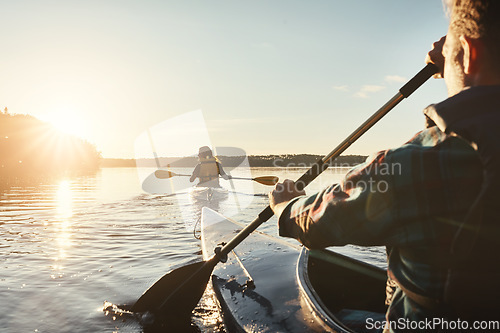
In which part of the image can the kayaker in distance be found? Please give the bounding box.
[190,146,231,188]
[269,0,500,330]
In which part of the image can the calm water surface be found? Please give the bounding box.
[0,167,386,332]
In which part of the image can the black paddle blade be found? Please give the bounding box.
[131,258,218,316]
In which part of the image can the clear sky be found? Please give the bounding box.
[0,0,450,158]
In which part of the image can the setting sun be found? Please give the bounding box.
[43,111,88,139]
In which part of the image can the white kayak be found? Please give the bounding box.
[200,207,388,332]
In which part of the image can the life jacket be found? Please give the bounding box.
[197,157,220,187]
[392,86,500,319]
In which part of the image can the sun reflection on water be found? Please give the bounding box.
[57,180,73,219]
[53,180,74,270]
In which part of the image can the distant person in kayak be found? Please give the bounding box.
[190,146,231,188]
[270,0,500,330]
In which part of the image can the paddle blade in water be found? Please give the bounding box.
[253,176,279,186]
[131,258,218,316]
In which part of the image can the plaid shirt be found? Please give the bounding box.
[278,125,483,328]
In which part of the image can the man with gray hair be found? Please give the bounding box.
[269,0,500,328]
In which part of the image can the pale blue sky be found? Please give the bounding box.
[0,0,450,158]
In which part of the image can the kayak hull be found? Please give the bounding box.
[190,187,228,202]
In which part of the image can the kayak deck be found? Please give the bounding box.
[201,208,387,332]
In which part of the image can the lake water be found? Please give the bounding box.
[0,167,386,333]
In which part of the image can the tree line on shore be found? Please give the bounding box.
[0,110,101,178]
[103,154,367,168]
[0,108,366,180]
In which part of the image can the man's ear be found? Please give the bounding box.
[459,35,480,75]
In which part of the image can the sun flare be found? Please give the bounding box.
[44,111,88,139]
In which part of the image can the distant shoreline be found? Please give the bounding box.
[101,154,367,168]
